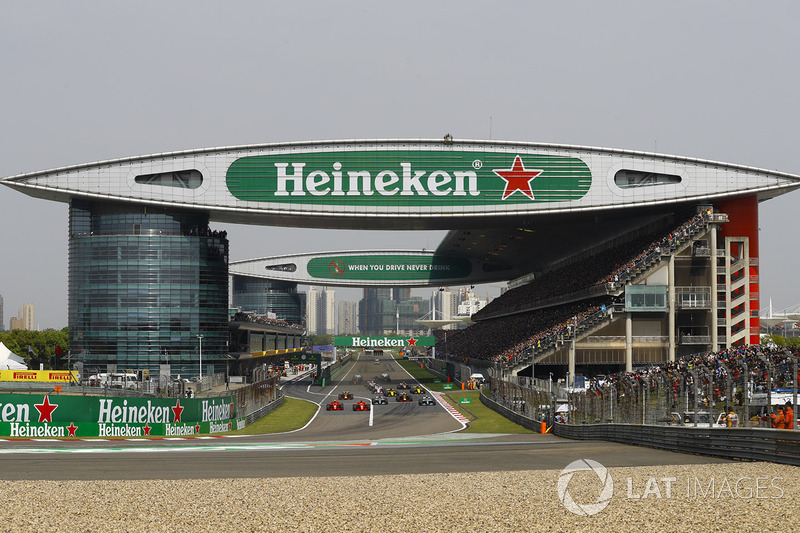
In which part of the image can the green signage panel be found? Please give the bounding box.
[460,398,472,404]
[307,254,471,281]
[226,151,591,206]
[0,393,240,438]
[334,336,435,347]
[443,383,454,390]
[287,352,321,364]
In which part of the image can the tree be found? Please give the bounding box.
[308,334,334,347]
[0,328,69,369]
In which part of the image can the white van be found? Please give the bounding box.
[111,373,139,389]
[470,373,486,384]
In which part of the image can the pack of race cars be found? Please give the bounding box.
[325,378,438,411]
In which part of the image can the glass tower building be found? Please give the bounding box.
[68,200,229,375]
[231,275,305,326]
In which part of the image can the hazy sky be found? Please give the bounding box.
[2,2,799,330]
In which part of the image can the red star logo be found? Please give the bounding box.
[194,424,201,435]
[34,395,58,423]
[172,399,184,423]
[143,424,151,436]
[493,155,543,200]
[406,337,417,346]
[67,422,77,437]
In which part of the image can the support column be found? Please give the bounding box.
[568,339,576,388]
[668,254,676,362]
[625,314,633,373]
[710,223,719,350]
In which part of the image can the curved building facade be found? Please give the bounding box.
[68,200,229,373]
[231,275,305,326]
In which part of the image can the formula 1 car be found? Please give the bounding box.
[397,393,412,402]
[418,396,436,406]
[372,395,388,405]
[353,401,371,411]
[326,401,344,411]
[411,385,424,394]
[339,391,354,400]
[397,382,410,389]
[381,373,391,382]
[385,388,397,397]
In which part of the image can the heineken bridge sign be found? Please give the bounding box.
[335,336,436,348]
[226,150,591,206]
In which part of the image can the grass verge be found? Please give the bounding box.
[395,358,532,434]
[440,390,533,434]
[229,396,319,435]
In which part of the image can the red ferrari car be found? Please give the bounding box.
[353,401,370,411]
[327,401,344,411]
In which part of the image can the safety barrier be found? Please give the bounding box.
[553,422,800,466]
[244,391,285,425]
[485,374,800,465]
[479,390,542,432]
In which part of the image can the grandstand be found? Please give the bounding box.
[437,208,746,381]
[2,139,794,377]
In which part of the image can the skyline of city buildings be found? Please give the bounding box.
[306,286,335,335]
[9,303,34,331]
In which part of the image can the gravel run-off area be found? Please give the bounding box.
[0,462,795,532]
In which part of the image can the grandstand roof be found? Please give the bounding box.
[3,139,797,282]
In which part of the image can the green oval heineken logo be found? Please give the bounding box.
[226,150,590,206]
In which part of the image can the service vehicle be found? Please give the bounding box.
[86,372,140,389]
[665,411,723,427]
[418,396,436,406]
[470,373,486,384]
[339,391,354,400]
[372,396,388,405]
[397,393,412,402]
[353,401,371,411]
[326,401,344,411]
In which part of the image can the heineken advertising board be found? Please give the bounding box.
[334,336,436,347]
[0,393,241,438]
[226,151,591,206]
[307,254,471,281]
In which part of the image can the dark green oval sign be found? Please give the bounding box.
[307,255,472,281]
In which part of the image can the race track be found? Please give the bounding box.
[0,353,731,480]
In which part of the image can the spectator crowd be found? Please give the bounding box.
[436,210,713,366]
